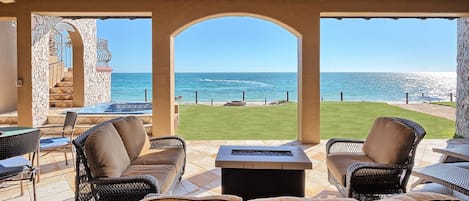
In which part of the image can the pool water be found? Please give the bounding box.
[75,102,152,114]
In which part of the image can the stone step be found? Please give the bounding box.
[39,123,153,136]
[62,76,73,82]
[50,87,73,94]
[0,116,17,124]
[49,55,59,63]
[76,123,152,135]
[47,114,152,125]
[50,93,73,100]
[55,81,73,87]
[0,124,17,127]
[49,100,73,107]
[64,71,73,77]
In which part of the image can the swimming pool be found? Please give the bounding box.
[75,102,152,114]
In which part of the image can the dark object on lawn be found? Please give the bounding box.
[224,101,246,106]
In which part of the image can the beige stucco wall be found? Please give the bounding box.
[456,17,469,138]
[0,20,17,113]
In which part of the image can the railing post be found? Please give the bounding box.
[450,93,453,102]
[286,91,289,102]
[406,92,409,104]
[195,91,198,104]
[144,89,147,102]
[340,92,343,102]
[242,91,245,101]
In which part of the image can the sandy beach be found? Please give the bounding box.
[391,103,455,121]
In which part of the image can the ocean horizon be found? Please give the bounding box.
[111,72,456,104]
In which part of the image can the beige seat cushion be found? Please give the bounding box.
[112,116,151,161]
[132,148,185,170]
[122,165,177,194]
[84,123,131,178]
[379,192,458,201]
[142,194,243,201]
[250,197,357,201]
[362,117,415,164]
[326,154,374,186]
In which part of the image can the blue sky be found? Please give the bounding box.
[97,17,456,73]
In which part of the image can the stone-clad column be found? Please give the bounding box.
[456,17,469,138]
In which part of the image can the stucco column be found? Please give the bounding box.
[16,13,33,127]
[70,28,85,107]
[456,17,469,138]
[152,19,175,137]
[298,14,320,144]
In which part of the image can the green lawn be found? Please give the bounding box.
[430,101,456,108]
[176,102,455,140]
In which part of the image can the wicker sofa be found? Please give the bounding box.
[72,116,186,201]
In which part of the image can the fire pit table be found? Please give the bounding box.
[215,145,312,200]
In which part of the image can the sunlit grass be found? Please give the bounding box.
[176,102,455,140]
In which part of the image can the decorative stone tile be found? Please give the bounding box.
[457,17,469,138]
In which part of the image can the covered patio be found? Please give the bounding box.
[0,0,469,201]
[1,0,469,142]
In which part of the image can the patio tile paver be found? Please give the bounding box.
[0,139,454,201]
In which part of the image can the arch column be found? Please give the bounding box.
[68,28,85,107]
[152,18,175,137]
[16,13,33,127]
[298,14,320,144]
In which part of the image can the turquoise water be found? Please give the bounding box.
[111,72,456,103]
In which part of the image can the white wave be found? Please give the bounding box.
[200,78,270,87]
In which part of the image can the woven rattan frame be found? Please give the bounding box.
[0,128,40,201]
[326,117,426,200]
[72,117,186,201]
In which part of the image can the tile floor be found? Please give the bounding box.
[0,139,453,201]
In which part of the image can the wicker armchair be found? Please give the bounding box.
[72,118,186,201]
[326,117,426,200]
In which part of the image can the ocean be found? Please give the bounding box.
[111,72,456,103]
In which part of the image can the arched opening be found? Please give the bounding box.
[48,22,84,107]
[319,18,457,139]
[173,15,299,140]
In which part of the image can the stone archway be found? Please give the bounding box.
[65,22,85,107]
[47,22,85,108]
[30,16,90,126]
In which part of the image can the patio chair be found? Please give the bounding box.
[0,128,40,201]
[37,111,78,180]
[326,117,426,200]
